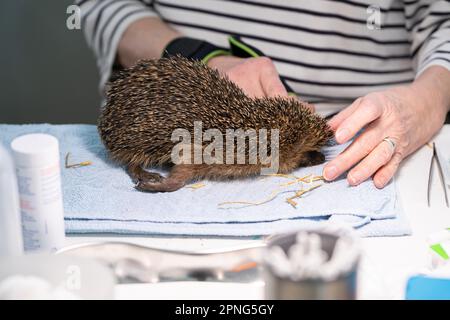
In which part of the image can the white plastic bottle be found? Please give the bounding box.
[11,134,65,252]
[0,144,24,256]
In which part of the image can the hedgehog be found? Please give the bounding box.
[98,56,333,192]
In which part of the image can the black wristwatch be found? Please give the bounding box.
[162,37,230,64]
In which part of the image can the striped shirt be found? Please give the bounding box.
[76,0,450,115]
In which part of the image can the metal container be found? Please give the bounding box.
[264,230,359,300]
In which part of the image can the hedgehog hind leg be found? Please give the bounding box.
[127,164,163,184]
[135,164,194,193]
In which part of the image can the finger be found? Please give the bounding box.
[229,73,266,98]
[242,82,266,98]
[346,137,396,186]
[373,152,402,188]
[226,60,267,98]
[327,98,362,131]
[260,74,288,98]
[323,124,383,181]
[258,58,288,98]
[334,99,383,144]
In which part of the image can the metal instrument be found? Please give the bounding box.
[58,228,360,299]
[57,241,264,284]
[428,142,449,208]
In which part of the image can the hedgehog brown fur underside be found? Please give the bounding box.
[98,56,333,192]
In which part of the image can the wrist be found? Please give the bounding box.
[206,55,243,70]
[201,49,231,65]
[413,66,450,113]
[400,81,448,128]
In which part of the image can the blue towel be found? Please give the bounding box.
[0,124,411,237]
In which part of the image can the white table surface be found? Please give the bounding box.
[65,125,450,300]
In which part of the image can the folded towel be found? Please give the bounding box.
[0,124,411,237]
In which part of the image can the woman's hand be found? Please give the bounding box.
[207,55,289,98]
[323,66,450,188]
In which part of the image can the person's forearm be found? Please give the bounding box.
[117,17,181,68]
[412,66,450,117]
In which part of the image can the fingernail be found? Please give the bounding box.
[375,182,385,189]
[324,166,337,180]
[348,172,361,185]
[336,128,350,142]
[375,177,386,189]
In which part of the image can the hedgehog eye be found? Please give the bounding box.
[299,150,325,167]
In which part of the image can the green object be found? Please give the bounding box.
[201,49,231,64]
[228,36,260,58]
[430,243,449,260]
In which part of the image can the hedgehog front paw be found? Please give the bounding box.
[135,178,185,193]
[138,171,164,183]
[127,164,163,184]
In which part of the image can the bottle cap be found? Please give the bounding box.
[11,134,60,168]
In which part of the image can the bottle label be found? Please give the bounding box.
[16,162,65,252]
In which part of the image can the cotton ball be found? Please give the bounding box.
[265,246,291,277]
[0,275,80,300]
[0,275,52,300]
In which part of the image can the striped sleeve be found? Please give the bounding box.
[405,0,450,75]
[75,0,157,91]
